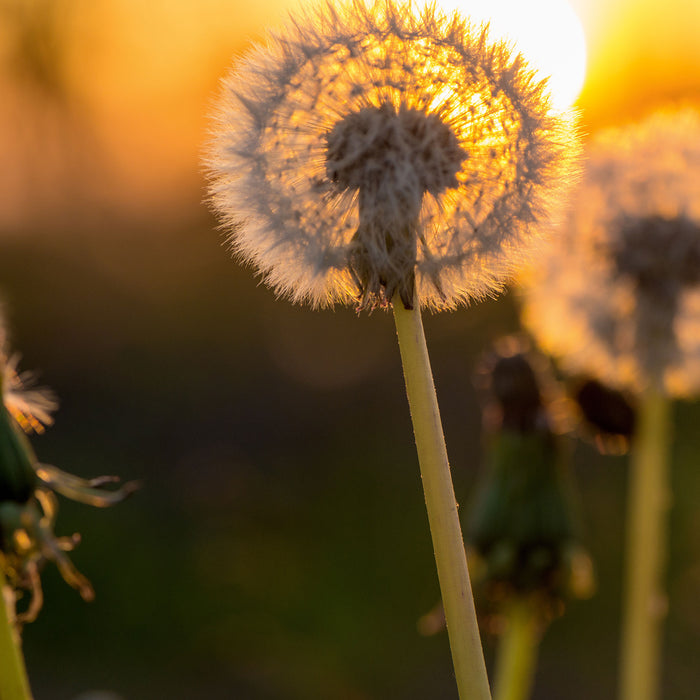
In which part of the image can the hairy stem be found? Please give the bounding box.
[0,570,33,700]
[493,598,540,700]
[392,296,491,700]
[619,388,672,700]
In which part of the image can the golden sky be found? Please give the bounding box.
[1,0,699,230]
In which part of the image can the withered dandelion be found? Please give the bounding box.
[521,107,700,700]
[0,349,137,619]
[0,310,138,700]
[206,2,580,696]
[206,0,579,311]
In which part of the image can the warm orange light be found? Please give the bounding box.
[437,0,588,109]
[579,0,700,128]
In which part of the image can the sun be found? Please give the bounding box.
[437,0,588,109]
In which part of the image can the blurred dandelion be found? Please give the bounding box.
[470,338,593,605]
[0,310,138,700]
[520,107,700,700]
[522,108,700,397]
[469,337,593,700]
[206,1,580,696]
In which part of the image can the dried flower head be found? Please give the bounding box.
[206,0,579,310]
[0,322,137,624]
[522,108,700,396]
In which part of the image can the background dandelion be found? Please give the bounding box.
[522,108,700,397]
[468,338,594,700]
[521,107,700,700]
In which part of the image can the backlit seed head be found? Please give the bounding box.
[206,0,580,310]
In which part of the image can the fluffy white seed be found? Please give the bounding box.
[207,0,580,310]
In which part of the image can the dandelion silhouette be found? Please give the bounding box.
[521,107,700,700]
[206,1,579,696]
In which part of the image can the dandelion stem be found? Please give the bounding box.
[619,387,671,700]
[392,295,491,700]
[0,570,33,700]
[493,598,540,700]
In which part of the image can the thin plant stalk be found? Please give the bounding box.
[493,598,540,700]
[0,569,33,700]
[619,387,672,700]
[392,295,491,700]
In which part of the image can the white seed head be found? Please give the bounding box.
[206,0,580,310]
[522,108,700,396]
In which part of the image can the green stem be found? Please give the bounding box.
[493,598,540,700]
[392,297,491,700]
[619,387,671,700]
[0,569,33,700]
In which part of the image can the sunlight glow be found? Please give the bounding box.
[437,0,588,109]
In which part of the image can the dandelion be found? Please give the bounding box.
[520,107,700,700]
[522,108,700,397]
[470,339,592,607]
[469,337,593,700]
[207,0,578,312]
[206,1,579,696]
[0,311,138,700]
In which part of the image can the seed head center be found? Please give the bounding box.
[612,215,700,298]
[325,103,466,198]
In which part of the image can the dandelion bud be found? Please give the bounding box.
[469,344,593,609]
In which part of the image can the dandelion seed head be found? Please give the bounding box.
[206,0,579,310]
[522,108,700,396]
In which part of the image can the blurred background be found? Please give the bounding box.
[1,0,699,697]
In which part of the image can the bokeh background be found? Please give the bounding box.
[1,0,699,698]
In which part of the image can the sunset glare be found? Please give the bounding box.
[438,0,588,108]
